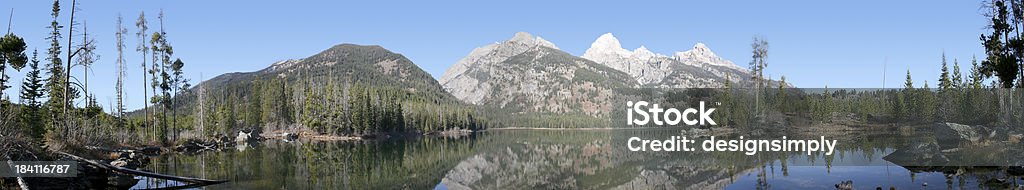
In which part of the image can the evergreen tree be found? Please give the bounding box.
[900,70,915,122]
[748,37,769,117]
[217,101,235,133]
[150,10,174,145]
[905,70,914,89]
[716,73,733,126]
[20,50,45,108]
[980,0,1021,88]
[364,90,374,133]
[19,50,46,139]
[395,100,405,131]
[938,53,951,90]
[749,37,769,85]
[45,0,63,110]
[349,84,364,134]
[952,59,963,88]
[170,58,188,141]
[44,0,77,131]
[0,33,29,101]
[302,87,322,131]
[920,81,935,122]
[969,55,984,89]
[776,76,786,111]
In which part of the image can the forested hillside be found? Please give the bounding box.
[127,44,490,137]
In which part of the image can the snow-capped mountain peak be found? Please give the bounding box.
[592,33,624,51]
[675,42,718,60]
[580,33,751,87]
[582,33,633,63]
[508,32,559,50]
[672,42,745,70]
[632,46,656,60]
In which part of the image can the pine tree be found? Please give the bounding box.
[364,90,374,133]
[900,70,915,122]
[952,59,963,88]
[349,84,363,135]
[716,73,733,126]
[45,0,63,109]
[776,75,786,112]
[19,50,46,139]
[45,0,75,131]
[749,37,769,117]
[170,58,188,141]
[980,0,1021,88]
[20,50,45,108]
[749,37,769,85]
[217,101,236,133]
[920,81,935,122]
[150,10,174,145]
[302,87,321,131]
[938,53,951,90]
[969,55,984,89]
[905,70,914,90]
[0,33,29,101]
[395,100,405,131]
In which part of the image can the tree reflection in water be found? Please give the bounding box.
[141,128,1022,189]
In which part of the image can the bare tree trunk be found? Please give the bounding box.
[63,0,77,137]
[199,73,204,138]
[5,155,29,190]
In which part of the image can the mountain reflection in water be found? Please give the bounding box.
[139,128,1022,189]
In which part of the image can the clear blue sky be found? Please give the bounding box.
[1,1,991,112]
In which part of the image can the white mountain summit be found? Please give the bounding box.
[672,43,746,71]
[582,33,670,85]
[582,33,751,88]
[440,32,775,111]
[439,32,636,116]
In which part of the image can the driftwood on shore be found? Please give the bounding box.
[54,151,227,186]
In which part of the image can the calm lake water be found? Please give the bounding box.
[133,128,1022,189]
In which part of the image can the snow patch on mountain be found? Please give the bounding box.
[672,43,745,71]
[581,33,751,87]
[509,32,560,50]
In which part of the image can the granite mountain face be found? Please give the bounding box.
[441,32,772,117]
[163,34,776,121]
[439,32,636,117]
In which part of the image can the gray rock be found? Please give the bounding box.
[1009,133,1023,143]
[883,141,949,166]
[934,122,987,148]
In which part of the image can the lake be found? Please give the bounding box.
[132,128,1022,189]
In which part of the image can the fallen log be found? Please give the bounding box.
[55,151,227,186]
[5,155,30,190]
